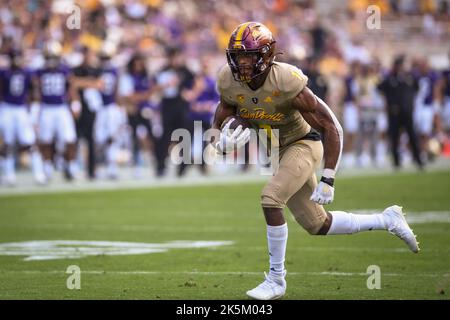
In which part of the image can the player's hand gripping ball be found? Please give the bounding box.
[214,116,251,154]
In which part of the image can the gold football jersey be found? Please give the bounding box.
[217,62,312,148]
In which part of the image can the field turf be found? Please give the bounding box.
[0,170,449,299]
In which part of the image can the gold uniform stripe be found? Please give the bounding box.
[291,71,303,79]
[234,22,252,48]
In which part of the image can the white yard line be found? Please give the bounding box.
[0,270,447,278]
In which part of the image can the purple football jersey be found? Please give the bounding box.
[100,67,118,106]
[0,68,33,106]
[36,64,71,105]
[418,72,439,105]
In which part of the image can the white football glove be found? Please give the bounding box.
[310,169,335,205]
[214,118,251,154]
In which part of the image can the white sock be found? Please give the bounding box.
[0,156,4,177]
[267,223,288,276]
[106,143,118,176]
[4,154,15,178]
[30,149,45,179]
[44,160,54,179]
[327,211,386,235]
[376,141,387,166]
[68,160,78,176]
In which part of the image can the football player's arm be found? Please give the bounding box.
[182,76,205,103]
[211,97,236,131]
[292,86,343,205]
[209,98,250,154]
[120,82,159,106]
[67,74,83,116]
[71,77,103,90]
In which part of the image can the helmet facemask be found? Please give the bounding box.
[226,42,275,83]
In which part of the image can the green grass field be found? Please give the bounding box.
[0,170,449,300]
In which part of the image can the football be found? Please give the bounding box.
[220,115,252,131]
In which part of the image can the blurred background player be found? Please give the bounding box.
[95,42,123,180]
[341,61,360,168]
[34,41,78,181]
[303,57,328,102]
[354,63,385,167]
[0,0,449,186]
[413,58,441,162]
[182,55,219,175]
[119,53,157,177]
[0,49,45,185]
[442,63,450,141]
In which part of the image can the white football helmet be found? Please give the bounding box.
[43,40,63,58]
[99,41,117,59]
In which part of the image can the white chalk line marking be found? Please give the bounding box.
[0,270,448,278]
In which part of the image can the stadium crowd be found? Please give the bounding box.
[0,0,449,186]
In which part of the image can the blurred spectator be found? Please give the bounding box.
[303,57,328,102]
[156,47,194,177]
[442,64,450,136]
[182,55,219,175]
[354,64,385,167]
[413,58,441,162]
[341,61,361,168]
[73,47,102,180]
[0,0,449,185]
[310,20,328,59]
[378,56,424,170]
[119,53,157,175]
[94,44,124,180]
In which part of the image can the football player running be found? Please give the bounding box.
[212,22,420,300]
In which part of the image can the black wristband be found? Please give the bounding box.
[320,176,334,187]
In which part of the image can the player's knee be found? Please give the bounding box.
[294,214,326,235]
[305,221,324,235]
[64,143,77,159]
[261,185,285,208]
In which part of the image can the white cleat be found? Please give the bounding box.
[246,271,286,300]
[383,205,420,253]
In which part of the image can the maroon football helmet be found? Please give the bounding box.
[226,22,277,83]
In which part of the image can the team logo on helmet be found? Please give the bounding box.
[226,22,277,83]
